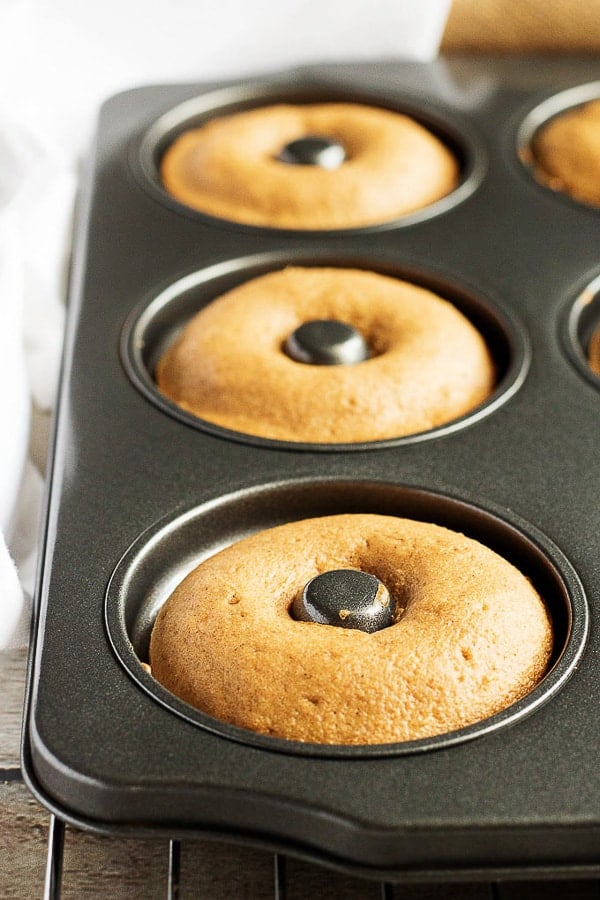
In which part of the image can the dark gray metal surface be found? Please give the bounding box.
[22,57,600,883]
[292,569,395,633]
[277,135,346,169]
[284,319,370,365]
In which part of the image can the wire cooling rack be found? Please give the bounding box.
[42,813,600,900]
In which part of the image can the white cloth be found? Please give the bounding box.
[0,111,75,648]
[0,0,451,648]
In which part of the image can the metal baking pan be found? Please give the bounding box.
[22,56,600,883]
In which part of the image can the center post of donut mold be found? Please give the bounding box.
[284,319,370,365]
[291,569,397,633]
[276,135,347,169]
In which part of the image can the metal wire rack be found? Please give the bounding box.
[42,813,600,900]
[43,814,394,900]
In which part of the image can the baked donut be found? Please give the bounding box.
[156,266,496,443]
[530,99,600,207]
[149,513,554,745]
[159,102,459,229]
[589,325,600,376]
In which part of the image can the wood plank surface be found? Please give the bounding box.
[442,0,600,53]
[0,648,27,769]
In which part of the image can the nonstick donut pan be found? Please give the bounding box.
[23,56,600,882]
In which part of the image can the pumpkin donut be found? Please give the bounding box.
[589,325,600,376]
[530,99,600,207]
[159,102,459,229]
[149,513,554,745]
[155,266,496,443]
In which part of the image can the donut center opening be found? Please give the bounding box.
[290,568,397,633]
[276,135,347,169]
[283,319,370,365]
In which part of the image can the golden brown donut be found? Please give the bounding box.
[149,513,554,745]
[589,326,600,376]
[530,99,600,207]
[156,267,496,443]
[159,102,459,229]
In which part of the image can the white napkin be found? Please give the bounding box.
[0,110,75,648]
[0,213,32,648]
[0,0,451,648]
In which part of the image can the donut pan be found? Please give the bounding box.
[23,56,600,882]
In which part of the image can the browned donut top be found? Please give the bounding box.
[149,513,553,745]
[156,267,496,443]
[589,325,600,376]
[160,102,459,229]
[531,99,600,207]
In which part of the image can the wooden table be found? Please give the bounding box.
[442,0,600,54]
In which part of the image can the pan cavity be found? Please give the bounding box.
[120,252,530,451]
[563,272,600,387]
[132,82,486,233]
[518,81,600,210]
[105,479,588,759]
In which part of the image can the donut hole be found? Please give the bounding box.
[105,479,588,758]
[133,83,484,233]
[282,319,373,367]
[562,273,600,386]
[518,82,600,209]
[287,566,402,633]
[275,135,348,169]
